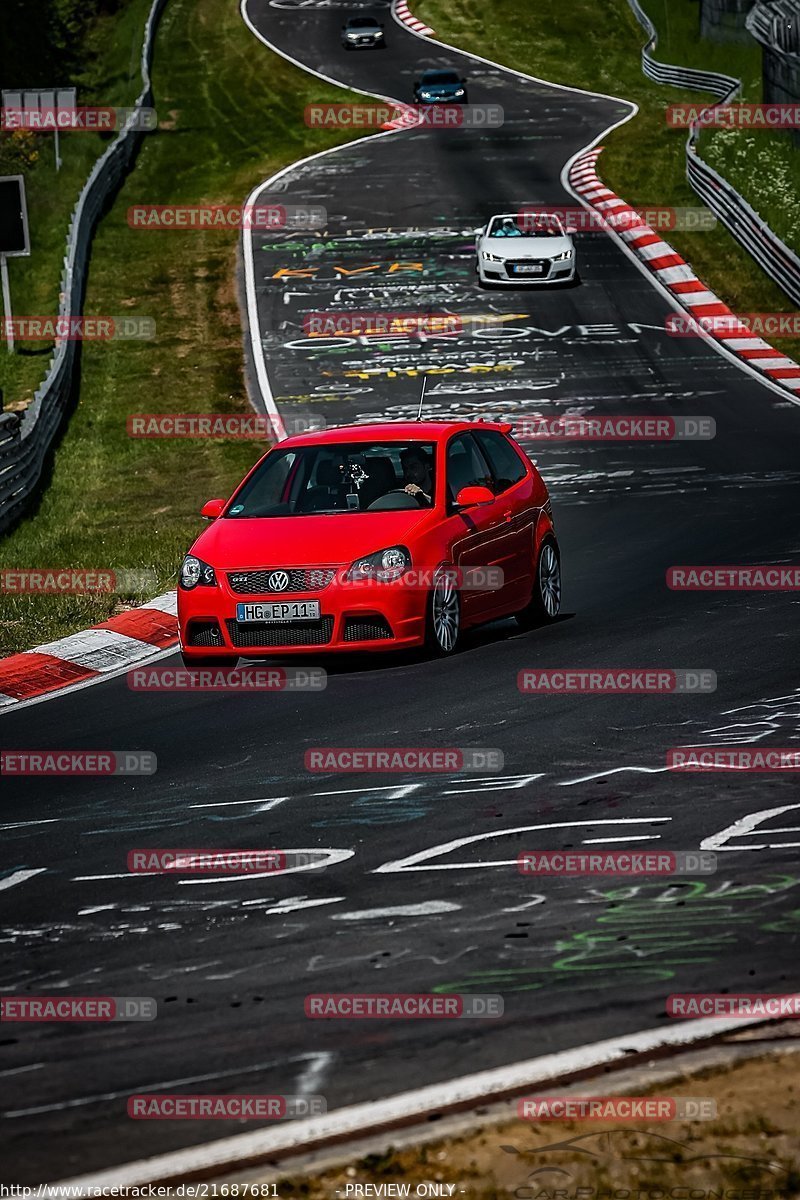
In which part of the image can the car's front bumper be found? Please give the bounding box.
[179,576,428,657]
[342,35,383,47]
[477,257,576,285]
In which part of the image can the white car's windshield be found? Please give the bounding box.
[488,215,562,237]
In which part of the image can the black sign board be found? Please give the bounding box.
[0,176,30,257]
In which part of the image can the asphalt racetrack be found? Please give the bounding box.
[2,0,800,1182]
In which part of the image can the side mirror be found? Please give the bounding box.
[201,498,225,520]
[455,485,494,509]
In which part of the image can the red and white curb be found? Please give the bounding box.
[380,102,427,130]
[394,0,434,37]
[569,148,800,394]
[0,591,178,709]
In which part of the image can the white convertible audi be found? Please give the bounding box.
[475,212,577,286]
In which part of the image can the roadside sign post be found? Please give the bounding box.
[2,88,77,171]
[1,255,13,352]
[0,175,31,354]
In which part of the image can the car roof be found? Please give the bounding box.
[280,420,512,448]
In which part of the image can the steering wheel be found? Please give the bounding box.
[389,488,430,507]
[367,489,427,511]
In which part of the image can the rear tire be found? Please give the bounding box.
[181,652,239,668]
[515,539,561,629]
[425,569,461,655]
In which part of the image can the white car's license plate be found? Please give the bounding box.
[513,263,544,274]
[236,600,320,623]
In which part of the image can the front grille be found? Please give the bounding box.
[504,260,551,278]
[226,616,334,647]
[343,617,393,642]
[187,620,223,647]
[227,568,336,595]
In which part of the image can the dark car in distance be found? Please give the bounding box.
[413,69,468,103]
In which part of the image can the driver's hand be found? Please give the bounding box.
[404,483,422,494]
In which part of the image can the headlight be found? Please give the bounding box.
[419,91,433,100]
[180,555,217,589]
[482,250,503,262]
[553,249,573,261]
[454,88,465,97]
[347,545,411,583]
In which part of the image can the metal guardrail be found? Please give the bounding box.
[626,0,800,307]
[748,0,800,55]
[0,0,167,536]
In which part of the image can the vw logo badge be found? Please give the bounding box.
[268,570,290,591]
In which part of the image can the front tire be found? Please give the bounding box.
[515,539,561,629]
[425,569,461,655]
[181,651,239,668]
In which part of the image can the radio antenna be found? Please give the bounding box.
[416,373,428,421]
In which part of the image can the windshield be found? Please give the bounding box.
[488,215,562,237]
[423,72,460,85]
[226,442,437,518]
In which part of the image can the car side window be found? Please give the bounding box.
[446,434,493,503]
[473,430,528,494]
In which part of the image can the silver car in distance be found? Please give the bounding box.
[475,212,577,286]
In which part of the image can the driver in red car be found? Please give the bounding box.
[400,446,434,505]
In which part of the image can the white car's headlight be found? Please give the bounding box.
[347,545,411,583]
[482,250,503,262]
[552,249,573,261]
[180,555,217,589]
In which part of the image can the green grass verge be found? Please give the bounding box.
[414,0,800,358]
[0,0,157,411]
[0,0,376,657]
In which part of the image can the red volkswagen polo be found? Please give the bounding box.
[178,421,560,662]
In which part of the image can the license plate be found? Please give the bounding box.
[236,600,320,623]
[513,263,544,275]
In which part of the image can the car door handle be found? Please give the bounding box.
[502,509,513,522]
